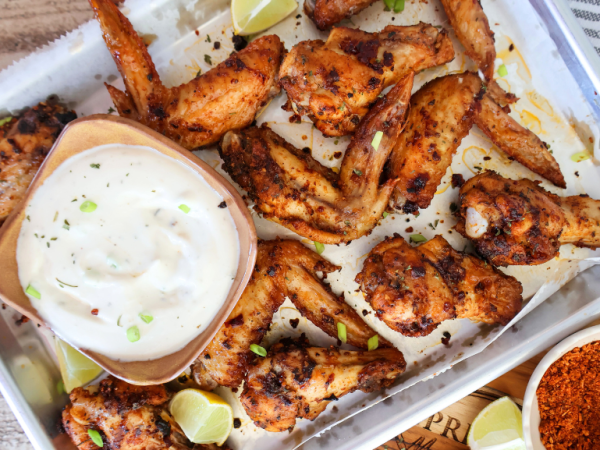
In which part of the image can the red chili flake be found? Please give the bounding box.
[91,309,99,316]
[15,315,29,326]
[537,340,600,449]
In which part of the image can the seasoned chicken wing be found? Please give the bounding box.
[304,0,378,30]
[440,0,516,105]
[456,171,600,266]
[220,73,413,244]
[90,0,284,150]
[240,335,406,432]
[355,234,523,336]
[387,72,483,213]
[192,239,388,390]
[279,24,454,136]
[62,376,207,450]
[0,102,76,224]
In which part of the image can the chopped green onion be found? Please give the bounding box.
[0,117,13,127]
[80,201,97,213]
[571,151,590,163]
[371,131,384,151]
[127,326,140,342]
[353,168,363,176]
[250,344,267,357]
[139,313,153,324]
[90,163,100,169]
[393,0,405,13]
[382,211,389,219]
[63,219,70,230]
[88,429,103,447]
[383,0,395,10]
[117,315,123,327]
[368,335,379,351]
[179,204,191,214]
[497,64,508,77]
[25,284,41,299]
[314,241,325,254]
[57,380,65,395]
[56,278,78,288]
[337,322,347,344]
[204,54,212,65]
[409,234,427,244]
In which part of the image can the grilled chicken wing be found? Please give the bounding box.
[440,0,516,105]
[355,234,523,336]
[221,73,413,244]
[456,171,600,266]
[192,239,389,390]
[279,24,454,136]
[387,72,483,213]
[90,0,283,150]
[304,0,378,30]
[0,102,76,224]
[62,376,207,450]
[240,335,406,432]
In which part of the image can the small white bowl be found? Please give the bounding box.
[522,324,600,449]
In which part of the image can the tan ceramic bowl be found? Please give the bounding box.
[0,115,257,385]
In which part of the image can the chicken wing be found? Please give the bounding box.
[440,0,516,105]
[456,171,600,266]
[62,376,206,450]
[240,335,406,432]
[304,0,378,30]
[192,239,389,390]
[0,102,76,224]
[220,73,413,244]
[387,72,483,213]
[355,234,523,336]
[279,24,454,136]
[90,0,284,150]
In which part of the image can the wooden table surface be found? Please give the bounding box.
[0,2,597,449]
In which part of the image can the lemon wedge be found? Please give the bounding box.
[467,396,526,450]
[231,0,298,36]
[169,389,233,446]
[55,338,103,393]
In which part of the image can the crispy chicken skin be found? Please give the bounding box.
[240,335,406,432]
[387,72,483,213]
[193,239,388,390]
[356,234,522,336]
[90,0,283,150]
[456,171,600,266]
[62,376,197,450]
[220,74,413,244]
[474,94,565,188]
[0,103,76,224]
[304,0,378,30]
[279,24,454,136]
[439,0,516,105]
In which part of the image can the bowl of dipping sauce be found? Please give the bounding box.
[522,325,600,449]
[0,115,257,384]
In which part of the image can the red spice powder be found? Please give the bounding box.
[536,340,600,449]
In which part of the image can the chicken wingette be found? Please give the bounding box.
[89,0,284,150]
[439,0,516,106]
[62,376,227,450]
[0,102,76,224]
[456,171,600,266]
[279,24,454,136]
[355,234,523,336]
[304,0,378,30]
[386,73,565,214]
[192,239,393,390]
[240,335,406,432]
[220,73,413,244]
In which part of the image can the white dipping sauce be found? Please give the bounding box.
[17,144,239,361]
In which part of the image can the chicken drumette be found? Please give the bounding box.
[456,171,600,266]
[0,102,76,224]
[356,234,523,336]
[304,0,378,30]
[220,73,413,244]
[192,239,395,390]
[279,23,454,136]
[90,0,284,150]
[240,335,406,432]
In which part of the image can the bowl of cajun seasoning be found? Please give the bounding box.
[522,325,600,450]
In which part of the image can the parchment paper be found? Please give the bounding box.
[0,0,599,449]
